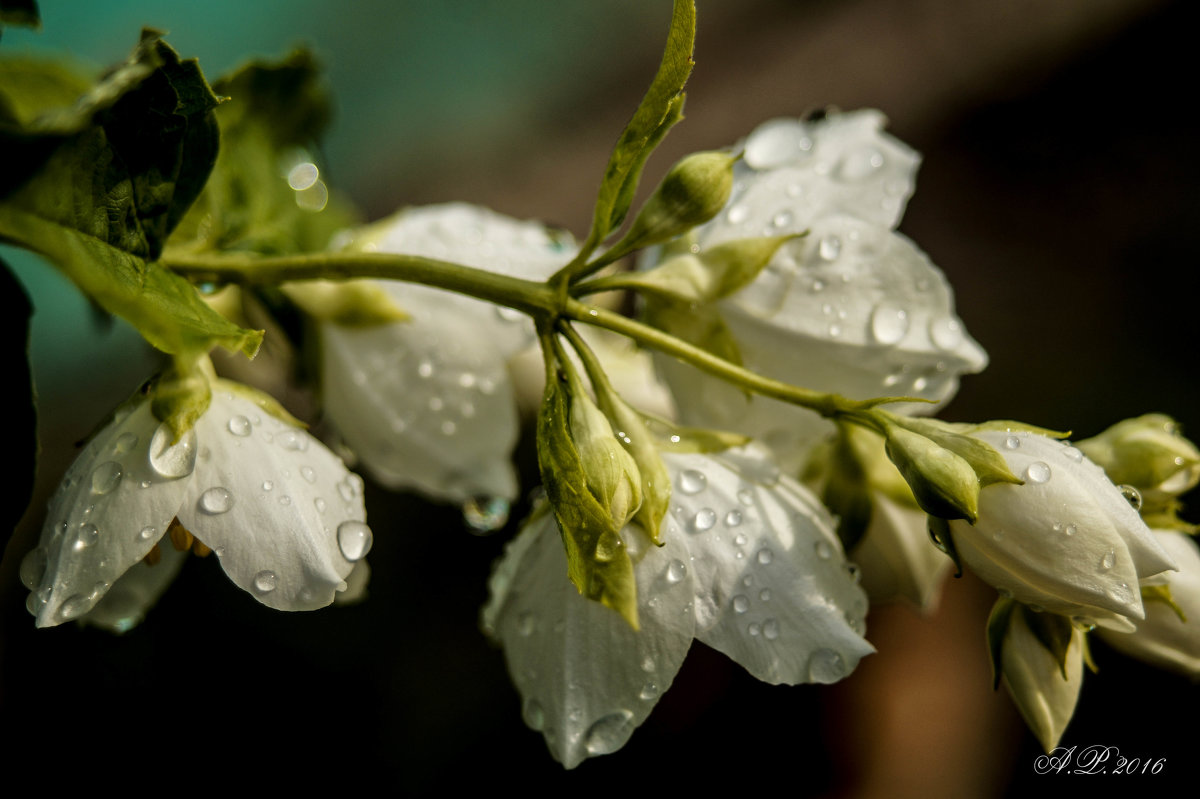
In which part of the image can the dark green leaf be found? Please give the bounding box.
[0,257,35,562]
[986,596,1016,689]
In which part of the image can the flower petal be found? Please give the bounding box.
[81,544,187,633]
[24,399,192,627]
[852,493,952,611]
[660,447,874,684]
[177,390,366,611]
[1002,610,1084,752]
[483,508,695,769]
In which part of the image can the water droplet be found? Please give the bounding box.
[441,420,458,436]
[692,508,716,531]
[74,523,99,551]
[58,594,91,621]
[737,489,754,506]
[314,497,327,514]
[227,415,252,437]
[137,526,156,542]
[1118,484,1143,511]
[869,303,909,345]
[807,649,847,683]
[757,548,774,565]
[748,622,761,636]
[463,496,511,533]
[139,480,152,489]
[337,520,373,562]
[1072,616,1097,632]
[277,430,308,452]
[522,698,545,730]
[726,204,749,224]
[1024,462,1051,484]
[90,462,122,495]
[732,595,750,614]
[759,588,772,602]
[724,510,743,527]
[517,611,536,637]
[198,487,234,515]
[148,423,197,479]
[638,682,660,701]
[763,618,780,640]
[1063,446,1083,463]
[1100,549,1116,571]
[678,469,707,495]
[666,559,687,584]
[641,656,655,673]
[253,570,278,593]
[112,432,138,455]
[929,317,964,351]
[827,323,842,337]
[19,548,46,589]
[584,711,635,756]
[297,466,315,484]
[1064,524,1077,536]
[772,210,794,228]
[1004,436,1021,450]
[818,236,842,261]
[838,147,884,180]
[814,541,832,560]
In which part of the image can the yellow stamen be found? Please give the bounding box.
[168,518,194,552]
[192,538,212,558]
[143,544,162,566]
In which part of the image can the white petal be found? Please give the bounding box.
[484,508,695,769]
[953,432,1175,626]
[25,400,192,627]
[1002,610,1084,752]
[719,110,919,235]
[80,544,187,633]
[660,448,874,684]
[852,493,952,611]
[1099,531,1200,678]
[177,391,366,611]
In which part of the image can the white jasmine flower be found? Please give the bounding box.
[648,112,985,470]
[322,203,575,505]
[950,431,1176,631]
[1002,607,1085,752]
[1099,531,1200,678]
[483,446,873,768]
[21,385,370,630]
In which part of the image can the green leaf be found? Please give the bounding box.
[536,358,639,629]
[169,48,358,256]
[0,257,36,562]
[0,0,39,31]
[1022,605,1075,681]
[582,0,695,250]
[0,30,261,357]
[986,595,1016,689]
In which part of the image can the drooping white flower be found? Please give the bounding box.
[1001,607,1085,752]
[950,431,1176,631]
[646,111,986,470]
[322,203,574,507]
[852,493,951,611]
[1099,531,1200,679]
[21,384,370,630]
[482,446,873,768]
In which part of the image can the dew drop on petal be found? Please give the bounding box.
[678,469,707,495]
[807,649,847,683]
[869,303,909,345]
[1063,446,1084,463]
[763,618,780,640]
[744,120,811,169]
[733,533,748,547]
[584,711,635,756]
[757,548,774,565]
[666,559,687,584]
[748,622,761,636]
[90,462,123,495]
[517,611,536,637]
[818,236,842,261]
[929,317,964,351]
[337,520,374,562]
[724,510,743,527]
[732,595,750,614]
[253,570,278,593]
[137,526,156,542]
[522,698,545,731]
[463,496,510,533]
[759,588,772,602]
[19,548,46,589]
[314,497,327,514]
[58,594,91,621]
[227,415,252,437]
[814,541,832,560]
[692,508,716,532]
[198,487,234,515]
[299,466,316,484]
[277,430,308,452]
[639,683,660,701]
[1119,484,1143,511]
[74,524,99,551]
[1065,524,1077,536]
[726,204,749,225]
[148,423,197,479]
[1004,436,1021,450]
[1100,549,1116,571]
[112,432,138,455]
[1024,462,1051,484]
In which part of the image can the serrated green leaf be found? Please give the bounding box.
[1022,606,1075,681]
[536,361,638,629]
[641,414,750,453]
[0,257,36,562]
[169,48,358,256]
[986,596,1016,689]
[583,0,694,249]
[0,30,261,357]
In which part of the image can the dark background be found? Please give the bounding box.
[3,1,1197,794]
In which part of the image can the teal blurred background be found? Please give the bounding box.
[4,1,1199,794]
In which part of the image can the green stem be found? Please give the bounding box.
[162,250,559,318]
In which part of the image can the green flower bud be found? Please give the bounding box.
[883,425,980,523]
[569,385,644,533]
[1077,414,1200,504]
[616,150,735,254]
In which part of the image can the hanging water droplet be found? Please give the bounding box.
[678,469,707,494]
[1004,436,1021,450]
[112,432,138,455]
[732,595,750,614]
[19,548,46,589]
[757,548,774,565]
[1024,462,1051,484]
[814,541,832,560]
[148,423,197,479]
[522,698,545,730]
[639,683,660,701]
[253,570,278,593]
[818,235,842,261]
[869,303,909,345]
[929,317,964,351]
[584,711,635,755]
[90,462,122,495]
[198,487,234,515]
[666,559,687,584]
[337,520,373,562]
[763,618,780,640]
[1100,549,1116,571]
[74,523,99,551]
[1118,484,1143,511]
[58,594,91,621]
[227,415,252,437]
[463,496,511,533]
[517,611,536,637]
[807,648,847,683]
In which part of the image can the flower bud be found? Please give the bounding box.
[1001,606,1084,752]
[1077,414,1200,505]
[884,425,979,523]
[618,151,735,252]
[950,431,1177,631]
